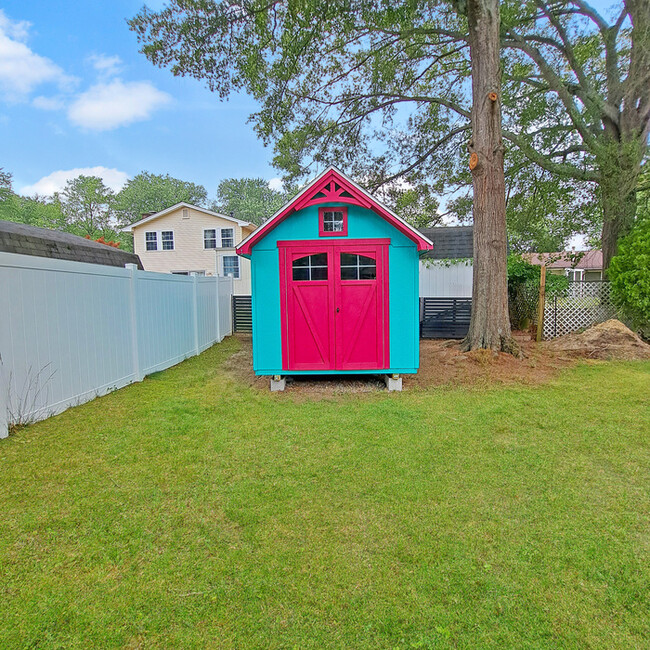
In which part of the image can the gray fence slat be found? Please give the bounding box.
[420,297,471,339]
[232,295,253,333]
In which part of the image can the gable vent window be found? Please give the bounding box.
[145,231,158,251]
[182,208,190,219]
[161,231,174,250]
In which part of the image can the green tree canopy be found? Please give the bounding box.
[114,171,208,226]
[130,0,650,270]
[214,177,288,225]
[56,175,115,238]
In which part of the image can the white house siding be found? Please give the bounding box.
[132,206,254,295]
[419,260,473,297]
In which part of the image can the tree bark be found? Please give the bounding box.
[462,0,517,354]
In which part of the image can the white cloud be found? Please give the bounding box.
[20,166,129,196]
[32,95,64,110]
[268,177,284,192]
[0,10,75,101]
[67,79,171,130]
[87,54,123,77]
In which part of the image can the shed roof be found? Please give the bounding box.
[0,220,143,269]
[237,167,433,256]
[419,226,473,260]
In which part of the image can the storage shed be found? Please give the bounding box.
[236,167,433,388]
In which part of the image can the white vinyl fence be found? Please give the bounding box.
[0,252,233,438]
[419,260,473,297]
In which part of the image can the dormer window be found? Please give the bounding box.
[319,206,348,237]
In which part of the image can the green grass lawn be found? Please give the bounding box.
[2,338,649,649]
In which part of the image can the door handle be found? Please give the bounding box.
[336,307,340,313]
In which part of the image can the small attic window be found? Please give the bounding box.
[182,208,190,219]
[319,206,348,237]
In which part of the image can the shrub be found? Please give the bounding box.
[609,216,650,331]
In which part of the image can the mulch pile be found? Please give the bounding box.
[544,319,650,361]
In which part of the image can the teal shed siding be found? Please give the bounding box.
[250,203,420,375]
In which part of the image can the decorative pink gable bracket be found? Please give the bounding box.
[236,166,433,256]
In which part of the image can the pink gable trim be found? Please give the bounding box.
[236,168,433,255]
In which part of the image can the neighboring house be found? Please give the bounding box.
[122,203,255,294]
[526,250,604,281]
[0,220,143,268]
[418,225,473,297]
[237,166,433,386]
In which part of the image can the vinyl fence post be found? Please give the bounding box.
[126,264,143,382]
[215,277,222,343]
[0,364,8,439]
[536,265,546,342]
[191,273,200,356]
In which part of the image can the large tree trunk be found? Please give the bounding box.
[462,0,517,353]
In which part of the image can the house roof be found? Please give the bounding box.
[0,220,144,269]
[418,226,473,260]
[236,166,434,256]
[121,202,254,232]
[525,250,603,270]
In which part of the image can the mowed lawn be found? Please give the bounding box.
[1,338,649,649]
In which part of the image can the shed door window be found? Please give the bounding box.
[223,255,240,278]
[340,253,376,280]
[292,253,328,281]
[145,231,158,251]
[161,231,174,250]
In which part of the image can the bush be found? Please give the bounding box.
[609,216,650,331]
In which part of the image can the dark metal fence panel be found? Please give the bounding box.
[232,295,252,333]
[420,298,472,339]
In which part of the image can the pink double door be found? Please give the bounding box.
[279,239,389,371]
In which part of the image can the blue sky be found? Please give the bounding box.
[0,0,278,199]
[1,0,618,202]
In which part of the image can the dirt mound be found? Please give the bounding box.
[546,319,650,361]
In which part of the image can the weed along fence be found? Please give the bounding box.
[0,252,233,437]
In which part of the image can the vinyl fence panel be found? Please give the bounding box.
[419,261,473,297]
[0,253,233,437]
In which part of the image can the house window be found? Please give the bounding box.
[161,231,174,250]
[223,255,240,278]
[204,229,217,249]
[566,269,584,281]
[145,231,158,251]
[319,207,348,237]
[220,228,234,248]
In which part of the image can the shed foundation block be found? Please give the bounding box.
[384,374,402,391]
[270,375,286,392]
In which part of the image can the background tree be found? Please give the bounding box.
[114,171,208,226]
[214,177,288,224]
[57,176,115,238]
[131,0,649,273]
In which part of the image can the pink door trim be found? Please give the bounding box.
[278,239,390,371]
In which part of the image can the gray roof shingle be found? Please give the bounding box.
[0,220,143,269]
[418,225,473,259]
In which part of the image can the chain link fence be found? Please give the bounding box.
[509,280,619,340]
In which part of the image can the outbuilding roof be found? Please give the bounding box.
[419,226,473,260]
[236,167,434,256]
[525,250,603,270]
[0,220,143,269]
